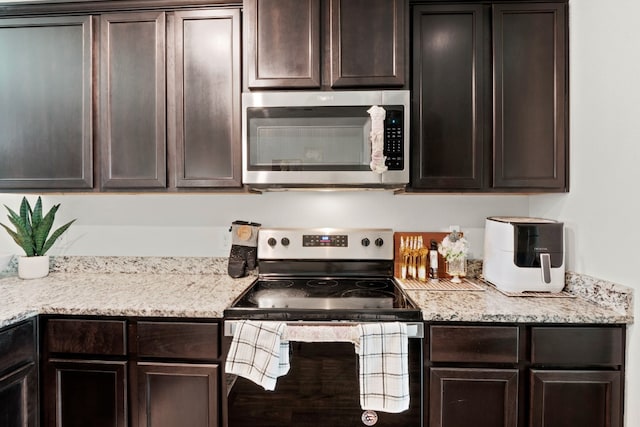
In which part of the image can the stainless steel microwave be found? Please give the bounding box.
[242,90,410,188]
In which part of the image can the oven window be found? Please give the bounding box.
[246,106,372,171]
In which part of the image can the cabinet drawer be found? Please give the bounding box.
[0,319,36,373]
[430,325,519,363]
[47,319,127,356]
[531,326,624,366]
[137,321,219,360]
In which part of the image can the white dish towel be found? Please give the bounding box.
[225,320,289,391]
[355,322,410,413]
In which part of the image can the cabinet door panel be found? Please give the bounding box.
[0,363,38,427]
[530,370,621,427]
[170,9,241,187]
[137,362,219,427]
[100,12,166,189]
[493,3,567,189]
[329,0,405,87]
[0,16,93,189]
[45,359,127,427]
[429,368,518,427]
[245,0,320,88]
[411,5,486,189]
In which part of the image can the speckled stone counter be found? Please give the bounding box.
[0,257,256,328]
[0,256,633,329]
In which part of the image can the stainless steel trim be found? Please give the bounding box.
[224,320,424,339]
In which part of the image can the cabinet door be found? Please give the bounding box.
[429,368,518,427]
[44,359,127,427]
[493,3,567,190]
[137,362,219,427]
[411,5,487,189]
[328,0,405,87]
[169,9,241,188]
[100,12,166,189]
[0,16,93,189]
[0,363,37,427]
[530,370,621,427]
[244,0,321,89]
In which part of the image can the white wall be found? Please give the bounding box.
[530,0,640,425]
[0,192,528,257]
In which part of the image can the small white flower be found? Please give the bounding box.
[438,234,469,261]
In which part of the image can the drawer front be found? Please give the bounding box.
[137,321,219,360]
[531,326,624,366]
[430,325,519,364]
[0,319,36,373]
[47,319,127,356]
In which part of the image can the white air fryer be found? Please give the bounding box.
[483,216,565,293]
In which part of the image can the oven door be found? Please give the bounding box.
[241,91,409,187]
[224,322,423,427]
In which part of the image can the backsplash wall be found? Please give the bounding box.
[0,192,528,257]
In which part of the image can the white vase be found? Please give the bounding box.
[18,255,50,279]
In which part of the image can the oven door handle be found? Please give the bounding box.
[223,321,423,339]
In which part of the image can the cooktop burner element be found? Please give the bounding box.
[307,279,338,288]
[355,280,388,290]
[224,228,422,322]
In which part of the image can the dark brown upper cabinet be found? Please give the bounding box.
[493,3,567,190]
[0,16,93,189]
[100,11,167,189]
[411,2,568,192]
[411,4,488,190]
[100,8,242,190]
[168,9,242,188]
[244,0,406,90]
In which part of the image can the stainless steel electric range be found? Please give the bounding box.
[224,228,423,427]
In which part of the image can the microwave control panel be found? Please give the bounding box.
[383,109,404,170]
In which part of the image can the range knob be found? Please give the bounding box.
[374,238,384,247]
[361,238,370,247]
[281,237,290,246]
[267,237,277,247]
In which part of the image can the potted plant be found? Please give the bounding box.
[1,196,75,279]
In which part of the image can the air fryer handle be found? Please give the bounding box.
[540,253,552,284]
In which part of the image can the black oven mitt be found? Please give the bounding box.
[227,221,261,278]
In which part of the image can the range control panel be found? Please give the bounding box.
[258,228,393,260]
[303,234,348,247]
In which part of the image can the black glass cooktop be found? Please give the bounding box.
[225,276,422,321]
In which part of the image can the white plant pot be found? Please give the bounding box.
[18,255,50,279]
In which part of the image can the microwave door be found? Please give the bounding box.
[245,107,381,185]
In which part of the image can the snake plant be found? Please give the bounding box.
[1,196,75,257]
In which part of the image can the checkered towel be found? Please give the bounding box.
[225,321,289,391]
[355,322,410,413]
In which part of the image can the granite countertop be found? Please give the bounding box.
[0,256,633,329]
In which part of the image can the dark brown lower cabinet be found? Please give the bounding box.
[42,316,224,427]
[0,362,38,427]
[137,363,219,427]
[427,324,625,427]
[530,370,622,427]
[0,319,38,427]
[429,367,518,427]
[44,359,127,427]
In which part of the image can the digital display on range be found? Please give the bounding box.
[303,234,348,247]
